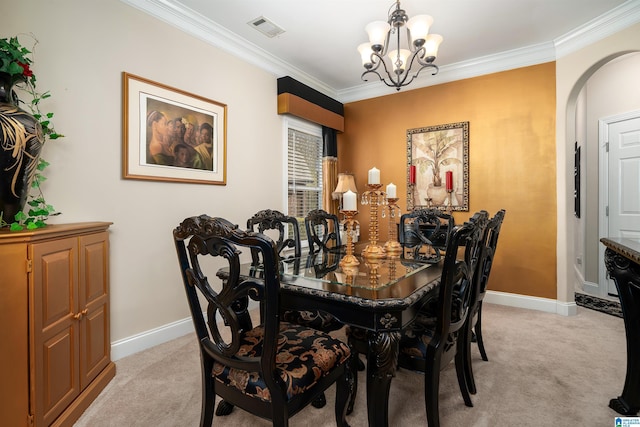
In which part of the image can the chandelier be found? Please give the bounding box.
[358,1,443,91]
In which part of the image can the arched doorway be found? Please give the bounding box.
[556,22,640,314]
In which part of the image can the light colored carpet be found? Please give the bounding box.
[74,303,627,426]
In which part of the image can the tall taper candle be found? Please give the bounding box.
[445,171,453,191]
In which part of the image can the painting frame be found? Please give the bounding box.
[122,72,227,185]
[407,121,469,211]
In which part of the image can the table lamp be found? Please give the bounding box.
[332,173,358,210]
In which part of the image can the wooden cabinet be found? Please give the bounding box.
[0,223,116,427]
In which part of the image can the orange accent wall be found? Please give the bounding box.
[338,62,557,299]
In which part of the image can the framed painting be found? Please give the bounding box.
[407,121,469,211]
[122,72,227,185]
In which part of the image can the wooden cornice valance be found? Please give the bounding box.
[277,77,344,132]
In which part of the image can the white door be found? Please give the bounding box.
[599,111,640,296]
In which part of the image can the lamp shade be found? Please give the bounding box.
[332,173,358,199]
[358,43,374,67]
[423,34,443,60]
[365,21,391,50]
[407,14,433,45]
[388,49,411,74]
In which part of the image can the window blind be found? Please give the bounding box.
[288,127,322,241]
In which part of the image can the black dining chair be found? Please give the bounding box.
[247,209,301,261]
[397,210,488,427]
[305,209,343,254]
[461,209,506,395]
[399,208,454,264]
[173,215,352,427]
[247,208,345,409]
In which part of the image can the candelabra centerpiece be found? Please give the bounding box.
[339,209,360,268]
[361,182,387,260]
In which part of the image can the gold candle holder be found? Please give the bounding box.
[360,184,387,260]
[364,258,381,288]
[446,188,454,214]
[339,210,360,268]
[383,197,402,256]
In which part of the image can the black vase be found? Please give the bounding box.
[0,72,44,225]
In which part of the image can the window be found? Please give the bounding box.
[286,118,323,243]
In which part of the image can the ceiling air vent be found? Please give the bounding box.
[248,16,285,38]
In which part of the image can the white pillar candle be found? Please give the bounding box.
[368,167,380,184]
[343,190,357,211]
[386,182,396,198]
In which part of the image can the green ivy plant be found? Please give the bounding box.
[0,35,63,230]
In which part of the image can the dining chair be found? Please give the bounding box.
[397,210,488,427]
[399,208,454,264]
[305,209,343,253]
[247,208,344,409]
[247,209,301,261]
[461,209,506,395]
[173,215,352,427]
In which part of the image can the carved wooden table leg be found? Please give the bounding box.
[603,246,640,416]
[366,330,400,427]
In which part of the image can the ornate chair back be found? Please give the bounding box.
[173,215,352,426]
[398,210,488,427]
[305,209,342,253]
[399,208,454,263]
[247,209,301,262]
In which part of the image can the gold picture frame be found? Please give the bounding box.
[122,72,227,185]
[407,121,469,211]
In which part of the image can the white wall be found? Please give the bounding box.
[6,0,285,352]
[556,22,640,305]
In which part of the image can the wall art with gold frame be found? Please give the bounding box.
[407,121,469,211]
[122,72,227,185]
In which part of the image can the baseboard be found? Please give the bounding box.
[111,292,577,360]
[111,317,195,361]
[485,290,578,316]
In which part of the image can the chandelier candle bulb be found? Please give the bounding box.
[386,183,396,198]
[368,167,380,185]
[343,190,357,211]
[446,171,453,191]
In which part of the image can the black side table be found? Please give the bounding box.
[601,237,640,416]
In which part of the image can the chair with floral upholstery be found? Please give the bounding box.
[397,211,488,427]
[174,215,352,427]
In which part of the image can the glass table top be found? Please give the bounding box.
[234,251,443,302]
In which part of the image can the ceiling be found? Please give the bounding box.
[126,0,639,102]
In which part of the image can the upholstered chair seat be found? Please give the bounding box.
[213,321,351,402]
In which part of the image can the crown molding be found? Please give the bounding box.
[554,0,640,59]
[122,0,640,103]
[120,0,337,97]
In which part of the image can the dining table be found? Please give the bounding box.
[217,249,442,427]
[601,237,640,416]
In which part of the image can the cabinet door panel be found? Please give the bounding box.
[31,237,80,427]
[42,327,78,426]
[79,232,110,389]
